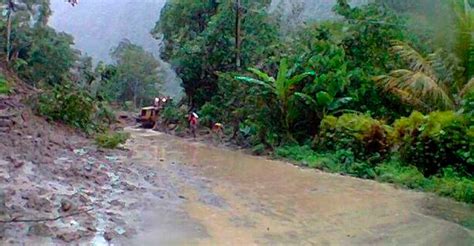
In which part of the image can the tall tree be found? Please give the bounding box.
[154,0,278,108]
[106,40,162,106]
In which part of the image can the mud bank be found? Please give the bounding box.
[0,94,190,244]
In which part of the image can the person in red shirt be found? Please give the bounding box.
[188,112,199,138]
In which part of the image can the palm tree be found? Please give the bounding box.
[236,58,314,140]
[375,41,474,111]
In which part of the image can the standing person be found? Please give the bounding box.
[212,122,225,143]
[188,112,199,138]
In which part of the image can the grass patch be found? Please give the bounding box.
[95,131,130,149]
[0,74,11,94]
[375,161,427,189]
[275,145,474,204]
[428,169,474,204]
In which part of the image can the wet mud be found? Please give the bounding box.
[126,128,474,245]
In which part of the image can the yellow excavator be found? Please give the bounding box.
[136,96,171,128]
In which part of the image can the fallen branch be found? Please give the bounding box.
[0,208,93,223]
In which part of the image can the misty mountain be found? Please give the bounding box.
[49,0,166,63]
[49,0,184,97]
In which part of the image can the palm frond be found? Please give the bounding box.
[460,77,474,97]
[375,69,454,109]
[390,40,437,78]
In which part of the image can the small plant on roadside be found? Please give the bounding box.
[429,168,474,203]
[0,74,10,94]
[375,160,427,189]
[95,131,130,149]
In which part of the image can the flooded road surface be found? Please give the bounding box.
[124,128,474,245]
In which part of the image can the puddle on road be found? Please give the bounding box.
[125,128,474,245]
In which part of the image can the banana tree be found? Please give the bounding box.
[236,58,314,141]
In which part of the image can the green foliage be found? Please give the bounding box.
[0,1,78,87]
[37,83,95,131]
[0,74,10,94]
[95,131,130,149]
[376,160,427,189]
[155,0,279,107]
[236,58,315,141]
[393,111,473,176]
[275,145,333,169]
[429,168,474,203]
[100,40,161,107]
[199,102,222,128]
[287,38,354,138]
[317,114,391,161]
[15,27,78,86]
[161,102,187,126]
[275,145,376,178]
[252,144,266,156]
[451,0,474,82]
[334,0,413,118]
[276,144,474,203]
[375,41,472,111]
[94,101,116,129]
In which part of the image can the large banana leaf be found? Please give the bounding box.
[316,91,334,107]
[294,92,317,108]
[235,76,276,93]
[328,97,353,111]
[288,71,316,87]
[248,68,275,83]
[275,58,289,98]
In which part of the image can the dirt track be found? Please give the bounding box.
[125,128,474,245]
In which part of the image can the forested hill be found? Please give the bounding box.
[49,0,166,63]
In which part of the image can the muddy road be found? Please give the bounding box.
[124,128,474,245]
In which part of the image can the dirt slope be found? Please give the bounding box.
[0,67,171,244]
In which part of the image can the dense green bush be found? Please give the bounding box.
[317,114,392,161]
[199,103,222,128]
[37,83,95,131]
[95,131,130,149]
[393,111,473,176]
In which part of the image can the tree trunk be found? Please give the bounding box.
[6,1,13,64]
[235,0,242,70]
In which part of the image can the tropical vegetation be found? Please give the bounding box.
[0,0,472,202]
[156,0,474,203]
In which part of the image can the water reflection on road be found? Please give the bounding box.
[125,128,474,245]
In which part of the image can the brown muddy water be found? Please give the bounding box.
[124,128,474,245]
